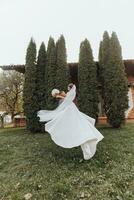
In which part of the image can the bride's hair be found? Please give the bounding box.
[51,89,60,97]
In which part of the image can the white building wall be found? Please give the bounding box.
[125,87,134,118]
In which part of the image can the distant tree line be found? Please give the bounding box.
[23,31,128,133]
[0,71,24,128]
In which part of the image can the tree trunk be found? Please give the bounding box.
[0,115,4,128]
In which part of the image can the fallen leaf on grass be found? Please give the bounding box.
[24,193,32,200]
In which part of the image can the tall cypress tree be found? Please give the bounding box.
[98,31,110,90]
[36,42,47,132]
[99,32,128,127]
[98,31,110,116]
[78,39,99,120]
[98,41,103,83]
[55,35,69,91]
[102,32,128,127]
[36,42,47,109]
[23,38,39,132]
[46,37,57,109]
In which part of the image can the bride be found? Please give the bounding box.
[37,84,104,160]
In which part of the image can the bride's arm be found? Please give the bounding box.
[56,95,65,99]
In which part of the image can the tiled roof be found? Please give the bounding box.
[0,60,134,83]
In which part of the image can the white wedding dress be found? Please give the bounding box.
[37,85,104,160]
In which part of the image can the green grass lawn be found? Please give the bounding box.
[0,123,134,200]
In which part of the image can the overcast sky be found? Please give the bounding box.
[0,0,134,69]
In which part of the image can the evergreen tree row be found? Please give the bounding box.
[23,31,129,133]
[23,35,69,133]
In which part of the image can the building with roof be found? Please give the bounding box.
[0,59,134,123]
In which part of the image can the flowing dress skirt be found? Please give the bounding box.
[37,85,104,159]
